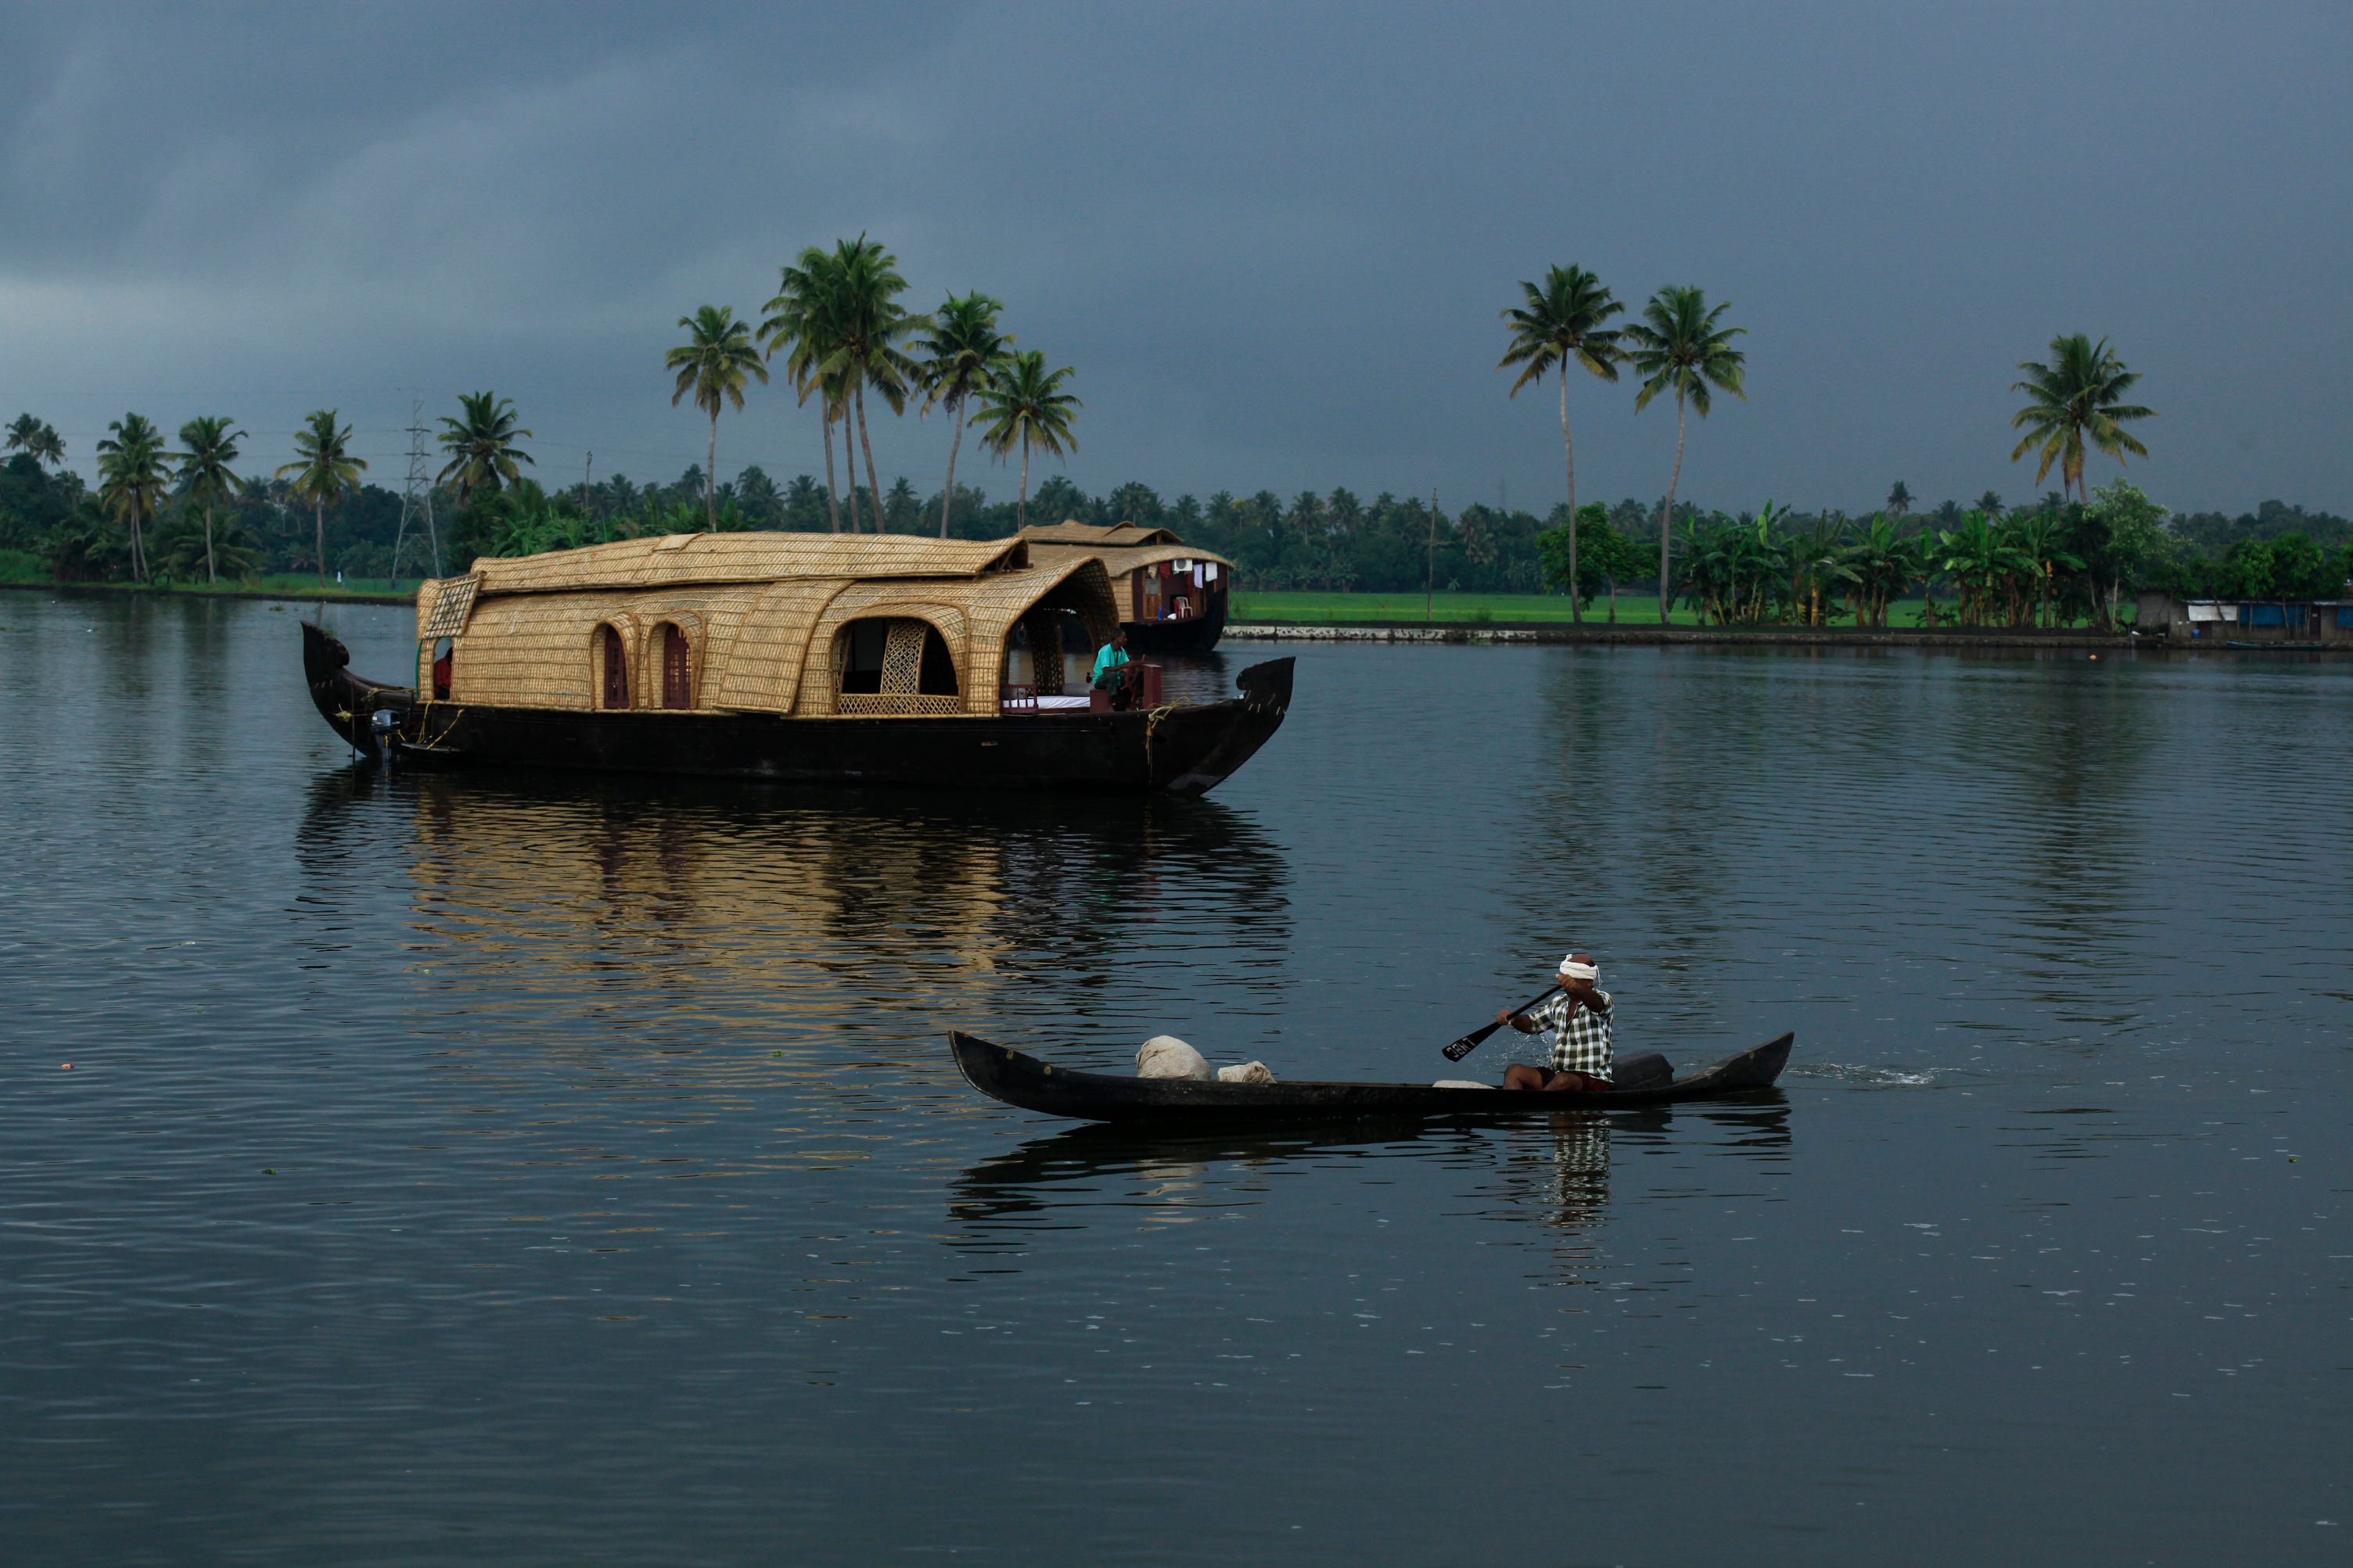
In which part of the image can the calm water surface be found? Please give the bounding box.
[2,591,2348,1566]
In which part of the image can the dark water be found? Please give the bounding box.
[3,590,2347,1566]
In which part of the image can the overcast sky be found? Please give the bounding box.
[5,2,2346,516]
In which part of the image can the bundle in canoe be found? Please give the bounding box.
[949,1031,1793,1124]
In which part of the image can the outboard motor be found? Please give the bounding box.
[368,709,403,767]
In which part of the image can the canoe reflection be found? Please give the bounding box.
[946,1100,1791,1250]
[948,1121,1450,1236]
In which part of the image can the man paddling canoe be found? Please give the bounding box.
[1497,952,1614,1091]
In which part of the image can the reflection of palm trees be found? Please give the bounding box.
[1521,653,1734,1039]
[1968,666,2152,1018]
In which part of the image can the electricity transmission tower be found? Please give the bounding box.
[390,398,441,585]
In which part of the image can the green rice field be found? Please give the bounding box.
[1229,590,1988,626]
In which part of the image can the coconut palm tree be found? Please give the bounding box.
[174,414,247,583]
[277,410,365,587]
[27,422,65,469]
[5,414,52,461]
[817,236,921,536]
[95,413,170,583]
[973,350,1080,529]
[2010,334,2154,504]
[914,291,1011,536]
[665,305,767,528]
[883,475,921,533]
[155,508,258,582]
[1627,285,1747,622]
[1886,480,1912,518]
[436,391,534,518]
[1498,265,1626,623]
[762,249,852,531]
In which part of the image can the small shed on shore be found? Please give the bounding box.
[410,533,1120,716]
[2134,592,2353,644]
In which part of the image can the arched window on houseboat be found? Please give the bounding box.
[835,617,960,714]
[658,622,693,709]
[598,624,629,709]
[431,637,454,699]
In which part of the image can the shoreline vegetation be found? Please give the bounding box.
[5,241,2351,631]
[7,575,2344,653]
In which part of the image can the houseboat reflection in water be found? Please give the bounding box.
[298,762,1291,1023]
[293,766,1293,1181]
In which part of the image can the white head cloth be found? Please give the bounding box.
[1557,954,1599,982]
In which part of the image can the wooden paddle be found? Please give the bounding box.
[1441,983,1562,1061]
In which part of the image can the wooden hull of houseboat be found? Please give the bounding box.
[1120,596,1227,655]
[300,622,1291,794]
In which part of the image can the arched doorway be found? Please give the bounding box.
[598,625,629,709]
[659,623,693,709]
[835,617,960,714]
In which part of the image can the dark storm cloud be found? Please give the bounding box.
[4,2,2346,513]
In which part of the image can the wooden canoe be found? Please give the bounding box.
[949,1030,1793,1124]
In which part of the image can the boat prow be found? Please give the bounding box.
[302,621,416,757]
[949,1030,1793,1124]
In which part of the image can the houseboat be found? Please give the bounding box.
[1015,522,1234,653]
[300,532,1292,793]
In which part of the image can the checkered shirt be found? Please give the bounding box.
[1529,988,1614,1078]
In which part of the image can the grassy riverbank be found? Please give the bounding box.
[1227,589,2100,628]
[6,571,2138,631]
[0,564,412,604]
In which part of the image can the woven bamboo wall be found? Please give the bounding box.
[437,554,1117,718]
[448,587,763,710]
[711,578,854,713]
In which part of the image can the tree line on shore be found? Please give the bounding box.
[3,429,2344,624]
[0,232,1078,589]
[1492,262,2168,626]
[3,236,2348,621]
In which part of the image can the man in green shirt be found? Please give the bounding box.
[1091,629,1133,707]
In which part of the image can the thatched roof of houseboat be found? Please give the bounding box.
[1018,522,1181,548]
[469,532,1027,596]
[1015,521,1232,579]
